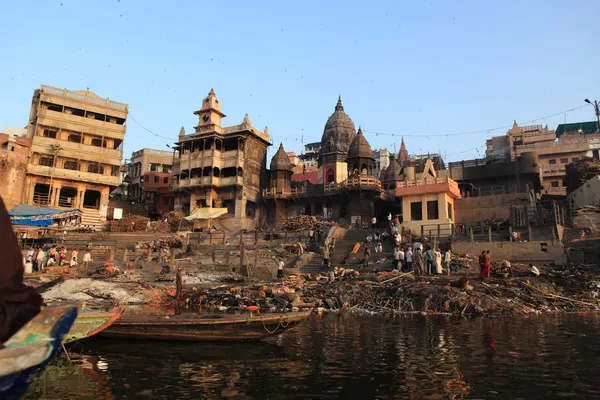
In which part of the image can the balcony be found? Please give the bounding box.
[37,109,126,137]
[174,175,242,189]
[27,164,120,186]
[544,186,567,196]
[394,177,461,199]
[32,135,122,163]
[542,165,566,177]
[262,187,309,199]
[323,176,382,193]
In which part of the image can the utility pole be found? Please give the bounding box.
[584,99,600,133]
[47,144,62,206]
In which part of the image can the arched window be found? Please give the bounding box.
[67,134,81,143]
[39,157,54,167]
[326,169,335,184]
[87,164,104,174]
[91,138,107,148]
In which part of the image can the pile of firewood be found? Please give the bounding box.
[282,215,319,230]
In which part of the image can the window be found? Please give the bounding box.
[548,159,556,165]
[144,175,149,182]
[64,161,79,170]
[551,181,559,188]
[154,176,159,183]
[427,200,439,220]
[87,164,104,174]
[150,164,157,172]
[410,202,423,221]
[560,158,568,164]
[162,165,172,173]
[42,128,57,138]
[111,165,120,176]
[1,142,7,151]
[91,137,107,148]
[67,134,81,143]
[39,157,54,167]
[447,202,453,221]
[163,177,169,184]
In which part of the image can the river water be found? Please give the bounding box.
[26,313,600,399]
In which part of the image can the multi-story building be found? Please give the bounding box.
[171,89,271,230]
[0,126,30,209]
[24,85,128,225]
[486,121,599,195]
[128,148,173,214]
[297,142,320,172]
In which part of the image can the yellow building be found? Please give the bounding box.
[383,157,461,236]
[24,85,128,226]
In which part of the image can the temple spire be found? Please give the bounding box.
[335,96,344,111]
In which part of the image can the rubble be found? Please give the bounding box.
[282,215,336,231]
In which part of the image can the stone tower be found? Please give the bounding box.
[269,143,294,192]
[398,137,409,167]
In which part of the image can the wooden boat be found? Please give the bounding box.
[99,310,312,341]
[0,304,78,399]
[63,308,124,344]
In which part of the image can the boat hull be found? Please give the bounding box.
[63,308,124,344]
[99,310,312,341]
[0,304,77,399]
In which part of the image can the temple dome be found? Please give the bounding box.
[319,96,356,155]
[270,143,294,171]
[346,127,374,160]
[383,156,401,183]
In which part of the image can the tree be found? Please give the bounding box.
[564,157,600,194]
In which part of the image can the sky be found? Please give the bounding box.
[1,0,599,163]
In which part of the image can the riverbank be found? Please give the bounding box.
[32,261,600,316]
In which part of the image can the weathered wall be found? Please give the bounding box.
[0,134,31,209]
[451,240,565,264]
[568,175,600,208]
[454,192,534,223]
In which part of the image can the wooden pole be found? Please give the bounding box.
[488,227,492,242]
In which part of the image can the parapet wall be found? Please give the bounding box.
[454,192,533,223]
[451,240,565,264]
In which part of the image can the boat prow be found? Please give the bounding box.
[63,308,124,344]
[0,304,78,399]
[99,310,312,342]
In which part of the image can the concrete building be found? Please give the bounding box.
[171,89,271,230]
[24,85,128,226]
[485,121,599,196]
[128,148,173,214]
[0,126,30,209]
[297,142,320,172]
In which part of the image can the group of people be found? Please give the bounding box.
[392,244,453,275]
[24,245,91,273]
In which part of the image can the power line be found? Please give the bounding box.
[128,112,174,141]
[363,104,587,138]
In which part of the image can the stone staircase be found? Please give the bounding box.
[80,208,106,229]
[296,228,395,275]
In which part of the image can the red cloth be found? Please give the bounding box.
[481,261,491,279]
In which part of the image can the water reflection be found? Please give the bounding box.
[26,313,600,399]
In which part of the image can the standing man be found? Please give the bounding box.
[277,259,285,279]
[82,249,91,271]
[424,246,434,275]
[175,267,183,302]
[443,248,452,275]
[322,245,330,269]
[35,247,45,272]
[433,248,442,275]
[387,212,392,230]
[398,247,405,272]
[484,250,491,280]
[405,247,413,272]
[478,251,487,280]
[393,246,401,270]
[363,246,371,269]
[371,216,377,229]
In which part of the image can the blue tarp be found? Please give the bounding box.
[8,204,81,226]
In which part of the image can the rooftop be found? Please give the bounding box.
[555,121,598,138]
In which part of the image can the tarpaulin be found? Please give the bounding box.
[184,208,228,221]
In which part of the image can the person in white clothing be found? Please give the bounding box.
[82,250,91,271]
[433,248,442,275]
[398,248,405,271]
[405,247,413,272]
[375,242,383,254]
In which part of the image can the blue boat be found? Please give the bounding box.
[0,304,78,399]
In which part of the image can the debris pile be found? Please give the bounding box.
[110,212,185,233]
[110,215,150,232]
[42,278,152,305]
